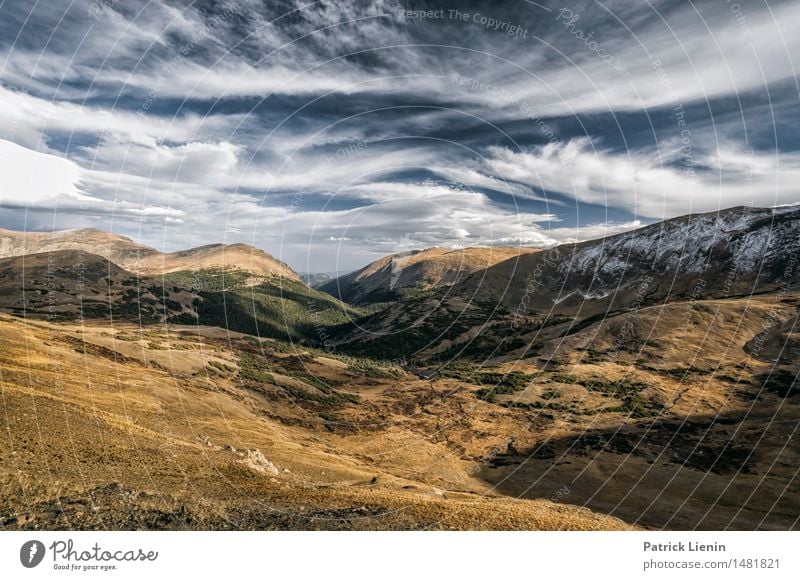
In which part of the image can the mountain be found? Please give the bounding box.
[0,229,360,340]
[319,246,538,305]
[460,205,800,317]
[0,228,300,281]
[0,248,362,341]
[136,242,300,281]
[0,227,153,267]
[328,205,800,361]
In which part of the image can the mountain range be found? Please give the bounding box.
[0,227,300,280]
[0,205,797,531]
[321,205,800,362]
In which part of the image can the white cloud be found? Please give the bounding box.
[482,139,800,218]
[41,0,797,119]
[548,220,644,243]
[0,84,244,153]
[82,137,243,183]
[0,139,188,220]
[0,140,85,203]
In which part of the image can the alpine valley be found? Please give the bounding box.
[1,205,798,531]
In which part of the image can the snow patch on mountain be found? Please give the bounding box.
[552,206,799,297]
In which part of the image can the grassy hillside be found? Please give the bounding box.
[0,314,635,531]
[162,269,371,342]
[0,250,195,323]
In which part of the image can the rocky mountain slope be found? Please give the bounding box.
[0,206,797,531]
[460,205,800,317]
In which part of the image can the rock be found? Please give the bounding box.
[239,449,279,476]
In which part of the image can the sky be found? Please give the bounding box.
[0,0,798,273]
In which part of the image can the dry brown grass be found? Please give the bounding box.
[2,290,797,531]
[0,314,632,530]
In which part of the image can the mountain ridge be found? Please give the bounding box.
[326,205,800,361]
[0,228,301,281]
[455,204,800,318]
[319,245,539,305]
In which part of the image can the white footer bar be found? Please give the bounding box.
[2,531,797,579]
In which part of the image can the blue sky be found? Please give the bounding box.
[0,0,798,272]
